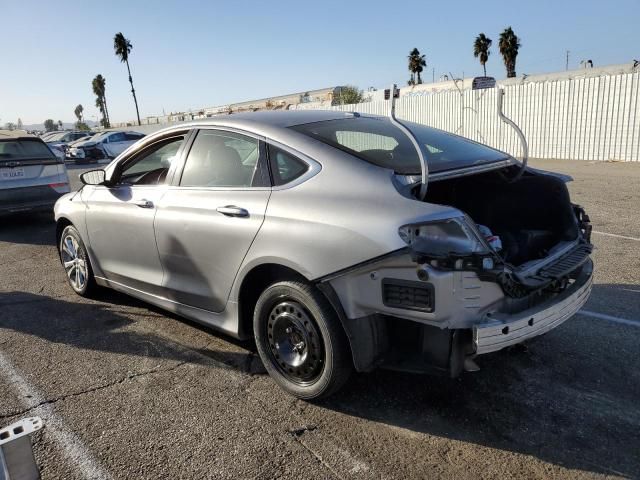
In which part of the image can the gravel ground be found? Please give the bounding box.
[0,159,638,479]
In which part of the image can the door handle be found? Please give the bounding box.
[216,205,249,217]
[134,199,154,209]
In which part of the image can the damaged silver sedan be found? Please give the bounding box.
[54,111,593,399]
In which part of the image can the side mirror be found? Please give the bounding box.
[80,169,107,186]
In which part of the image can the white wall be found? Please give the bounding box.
[304,70,640,162]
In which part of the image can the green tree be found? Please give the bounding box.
[114,32,141,125]
[473,33,492,77]
[44,119,56,132]
[408,48,427,85]
[332,85,364,105]
[57,120,63,130]
[4,122,16,131]
[92,75,110,128]
[16,118,23,130]
[75,121,90,131]
[95,97,108,128]
[499,27,521,78]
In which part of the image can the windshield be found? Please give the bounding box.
[46,132,66,142]
[85,132,107,142]
[0,138,56,160]
[291,117,509,174]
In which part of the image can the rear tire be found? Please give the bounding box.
[59,225,96,297]
[253,281,352,400]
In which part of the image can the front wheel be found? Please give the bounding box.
[253,281,352,400]
[59,225,96,296]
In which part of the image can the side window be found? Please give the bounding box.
[180,130,259,188]
[119,136,185,186]
[125,132,144,141]
[108,132,126,143]
[268,146,308,186]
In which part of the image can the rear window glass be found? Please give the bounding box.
[291,117,508,174]
[0,139,55,160]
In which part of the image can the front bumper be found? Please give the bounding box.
[68,147,106,162]
[473,259,593,354]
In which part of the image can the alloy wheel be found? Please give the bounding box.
[61,235,88,291]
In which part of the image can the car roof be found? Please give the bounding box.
[0,130,39,140]
[180,110,374,130]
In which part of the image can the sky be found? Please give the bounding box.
[1,0,638,126]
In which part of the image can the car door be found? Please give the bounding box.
[154,127,271,312]
[84,133,187,294]
[102,131,128,158]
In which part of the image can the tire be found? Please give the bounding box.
[59,225,96,297]
[253,281,352,400]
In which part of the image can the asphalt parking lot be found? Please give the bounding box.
[1,159,639,479]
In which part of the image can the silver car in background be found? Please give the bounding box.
[67,130,145,163]
[1,130,70,215]
[54,111,593,399]
[46,131,94,160]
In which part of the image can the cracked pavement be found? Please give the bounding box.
[0,160,639,479]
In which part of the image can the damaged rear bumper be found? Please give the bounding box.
[473,258,593,354]
[322,247,593,376]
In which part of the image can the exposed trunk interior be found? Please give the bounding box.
[425,169,579,266]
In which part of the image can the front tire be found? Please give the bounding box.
[253,281,352,400]
[59,225,96,296]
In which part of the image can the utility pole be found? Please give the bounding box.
[432,68,435,83]
[566,50,570,71]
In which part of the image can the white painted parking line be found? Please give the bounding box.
[592,231,640,242]
[0,350,113,480]
[579,309,640,327]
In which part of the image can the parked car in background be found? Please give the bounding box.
[67,131,145,163]
[54,111,593,399]
[40,132,60,141]
[46,131,94,160]
[46,131,93,145]
[1,130,70,215]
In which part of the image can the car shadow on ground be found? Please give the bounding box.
[0,212,56,246]
[0,290,236,368]
[312,284,640,478]
[2,285,639,476]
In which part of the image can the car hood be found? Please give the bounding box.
[71,140,98,148]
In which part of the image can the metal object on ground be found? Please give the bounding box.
[0,417,43,480]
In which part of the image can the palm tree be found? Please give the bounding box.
[74,104,84,123]
[95,98,106,127]
[473,33,492,77]
[499,27,521,78]
[408,48,427,85]
[92,74,110,128]
[113,32,141,125]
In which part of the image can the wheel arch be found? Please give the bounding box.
[55,217,73,250]
[236,263,309,339]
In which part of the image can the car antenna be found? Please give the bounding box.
[386,84,428,199]
[496,86,528,181]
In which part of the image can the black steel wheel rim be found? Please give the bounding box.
[266,300,324,385]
